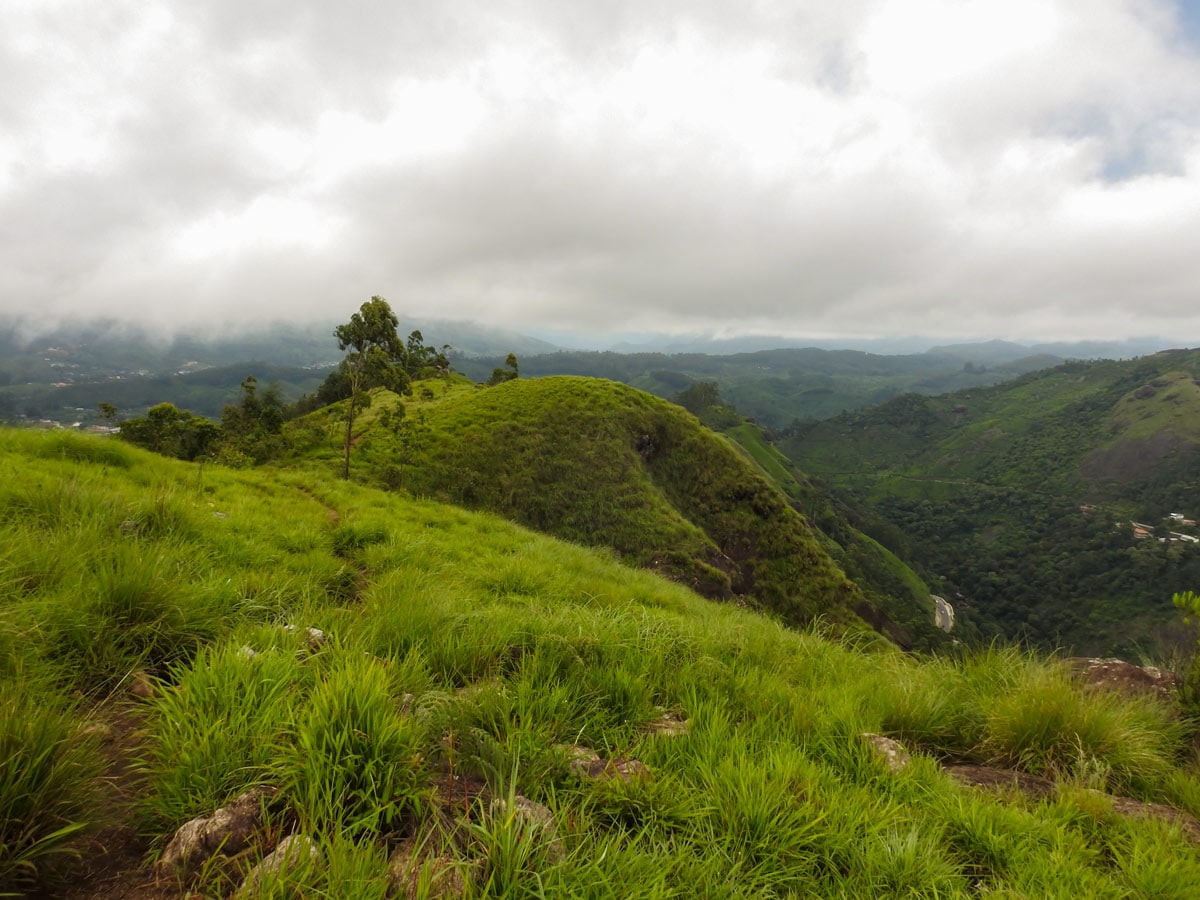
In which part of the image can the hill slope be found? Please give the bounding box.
[293,376,876,635]
[780,351,1200,654]
[5,428,1200,897]
[722,422,957,649]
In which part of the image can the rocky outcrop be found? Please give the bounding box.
[861,733,911,774]
[155,786,278,880]
[931,595,955,632]
[237,834,322,896]
[1066,657,1179,703]
[556,743,652,783]
[386,837,467,899]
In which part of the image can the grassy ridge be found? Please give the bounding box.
[295,376,869,632]
[3,429,1200,895]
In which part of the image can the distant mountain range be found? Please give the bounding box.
[0,312,1187,431]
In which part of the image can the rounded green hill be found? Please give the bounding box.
[310,375,873,633]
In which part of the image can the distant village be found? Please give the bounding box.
[22,417,120,434]
[1129,513,1200,545]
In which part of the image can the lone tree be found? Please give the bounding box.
[334,297,411,479]
[487,352,519,386]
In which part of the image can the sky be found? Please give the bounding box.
[3,0,1200,345]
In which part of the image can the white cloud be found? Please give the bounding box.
[2,0,1200,343]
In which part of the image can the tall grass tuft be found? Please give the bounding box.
[42,543,224,690]
[283,654,428,838]
[466,780,563,897]
[141,640,308,829]
[980,664,1183,789]
[0,677,103,888]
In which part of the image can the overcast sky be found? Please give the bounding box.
[3,0,1200,344]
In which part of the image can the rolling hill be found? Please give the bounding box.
[286,375,895,640]
[451,346,1062,429]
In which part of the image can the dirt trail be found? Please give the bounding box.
[33,702,174,900]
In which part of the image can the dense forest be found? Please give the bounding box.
[781,354,1200,655]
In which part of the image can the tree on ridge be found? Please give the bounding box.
[334,297,410,479]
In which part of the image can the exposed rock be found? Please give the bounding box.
[1066,657,1179,702]
[569,755,651,783]
[931,595,955,632]
[1106,796,1200,844]
[490,795,556,831]
[155,786,277,880]
[129,670,156,699]
[861,733,911,773]
[943,765,1057,799]
[283,624,327,650]
[555,743,652,782]
[645,712,689,737]
[554,743,600,767]
[237,834,322,895]
[386,836,468,899]
[489,795,563,861]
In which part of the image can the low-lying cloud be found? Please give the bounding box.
[3,0,1200,343]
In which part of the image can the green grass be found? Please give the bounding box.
[0,672,104,889]
[3,428,1200,896]
[286,376,868,634]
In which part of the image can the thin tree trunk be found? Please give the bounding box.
[342,391,356,479]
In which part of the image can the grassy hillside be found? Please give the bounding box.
[289,376,872,635]
[5,428,1200,896]
[722,423,957,649]
[780,351,1200,654]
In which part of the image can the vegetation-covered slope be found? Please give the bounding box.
[5,428,1200,897]
[780,351,1200,654]
[292,375,872,634]
[722,422,957,649]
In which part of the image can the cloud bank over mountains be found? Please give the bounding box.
[3,0,1200,343]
